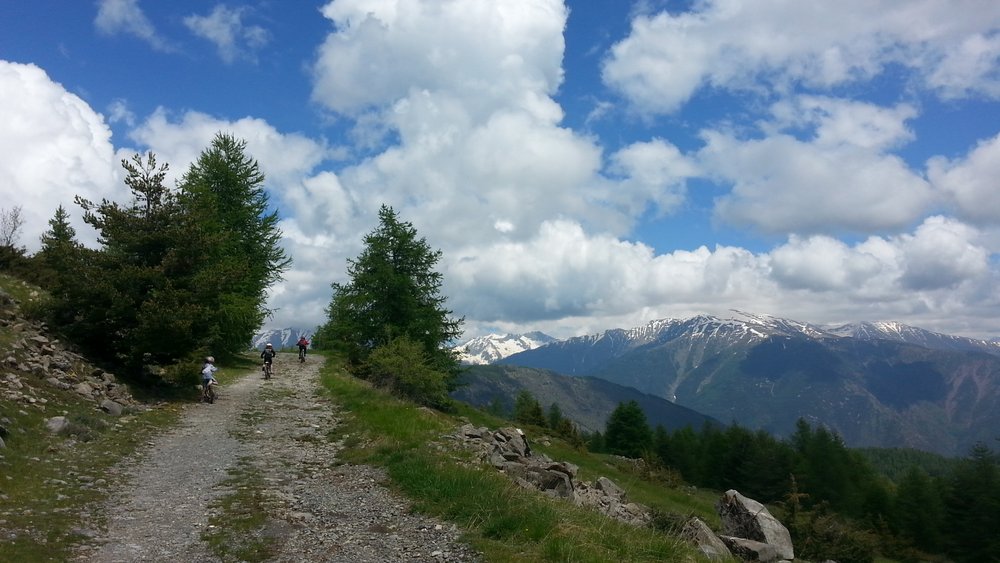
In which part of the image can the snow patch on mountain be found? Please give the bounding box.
[251,327,317,350]
[454,332,556,365]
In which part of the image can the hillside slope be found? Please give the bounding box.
[452,364,718,433]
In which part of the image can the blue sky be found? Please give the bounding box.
[3,0,1000,341]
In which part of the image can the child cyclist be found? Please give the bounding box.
[201,356,219,403]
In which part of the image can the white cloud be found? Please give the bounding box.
[184,5,270,64]
[701,97,934,234]
[311,0,567,117]
[899,216,989,290]
[94,0,172,52]
[602,0,1000,114]
[929,133,1000,225]
[446,215,998,340]
[607,138,697,217]
[0,61,119,251]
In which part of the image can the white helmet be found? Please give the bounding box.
[206,356,215,363]
[266,343,273,348]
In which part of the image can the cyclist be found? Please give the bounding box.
[297,335,310,362]
[260,343,277,377]
[201,356,219,403]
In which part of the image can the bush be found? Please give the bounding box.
[796,511,878,563]
[366,337,451,409]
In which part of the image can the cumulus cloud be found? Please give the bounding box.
[602,0,1000,114]
[0,61,119,251]
[94,0,172,52]
[309,0,666,250]
[929,133,1000,225]
[184,5,270,64]
[701,97,934,234]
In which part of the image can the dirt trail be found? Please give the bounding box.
[74,354,479,562]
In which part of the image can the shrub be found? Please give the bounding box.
[366,337,450,409]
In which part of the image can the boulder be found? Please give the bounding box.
[46,416,69,434]
[719,536,779,562]
[680,517,733,560]
[100,399,124,416]
[717,489,793,560]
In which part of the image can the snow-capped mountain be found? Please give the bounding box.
[453,331,556,365]
[250,327,317,350]
[495,311,1000,456]
[827,320,1000,356]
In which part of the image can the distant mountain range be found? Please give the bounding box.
[454,331,556,364]
[464,312,1000,456]
[251,327,317,350]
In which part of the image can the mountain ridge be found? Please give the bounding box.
[492,312,1000,456]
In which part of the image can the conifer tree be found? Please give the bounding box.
[36,205,83,292]
[604,400,652,458]
[320,204,462,376]
[179,133,290,356]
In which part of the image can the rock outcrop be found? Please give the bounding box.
[446,424,798,562]
[0,288,140,440]
[448,424,651,527]
[717,489,794,561]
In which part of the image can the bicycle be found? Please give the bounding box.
[298,347,306,363]
[263,361,273,380]
[202,379,218,403]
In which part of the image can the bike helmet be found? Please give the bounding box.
[206,356,214,363]
[266,343,273,348]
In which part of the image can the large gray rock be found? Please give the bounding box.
[719,536,780,562]
[100,399,124,416]
[717,489,794,560]
[680,517,732,560]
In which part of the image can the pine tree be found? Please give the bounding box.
[604,400,652,458]
[319,204,462,376]
[513,390,546,427]
[68,152,194,369]
[36,205,82,292]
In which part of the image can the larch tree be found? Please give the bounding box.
[178,133,291,357]
[320,204,463,377]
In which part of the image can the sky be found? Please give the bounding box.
[2,0,1000,342]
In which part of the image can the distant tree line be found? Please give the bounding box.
[1,133,289,385]
[486,393,998,562]
[582,401,1000,563]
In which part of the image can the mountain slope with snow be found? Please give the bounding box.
[453,331,556,365]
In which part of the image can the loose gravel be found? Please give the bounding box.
[73,354,481,562]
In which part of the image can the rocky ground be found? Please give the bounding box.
[72,354,481,562]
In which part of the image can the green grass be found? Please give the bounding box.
[202,457,281,562]
[0,394,182,561]
[319,357,729,563]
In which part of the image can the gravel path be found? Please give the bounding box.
[73,354,481,562]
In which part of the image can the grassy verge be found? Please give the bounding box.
[319,356,728,563]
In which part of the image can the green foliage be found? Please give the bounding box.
[37,136,288,383]
[319,355,709,562]
[943,443,1000,562]
[894,467,945,553]
[513,390,547,427]
[795,509,878,563]
[366,336,452,408]
[318,204,463,388]
[604,400,653,458]
[178,133,290,357]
